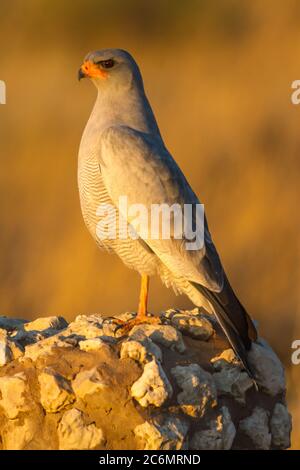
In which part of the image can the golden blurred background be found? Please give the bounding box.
[0,0,299,447]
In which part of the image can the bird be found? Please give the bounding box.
[77,48,258,380]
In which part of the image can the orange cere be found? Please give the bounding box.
[81,60,108,79]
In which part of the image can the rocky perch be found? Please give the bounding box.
[0,309,292,450]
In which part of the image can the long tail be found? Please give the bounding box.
[192,274,258,383]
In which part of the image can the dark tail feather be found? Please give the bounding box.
[192,275,258,385]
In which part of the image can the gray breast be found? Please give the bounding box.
[78,147,159,275]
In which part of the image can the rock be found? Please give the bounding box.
[0,316,28,331]
[67,314,106,339]
[129,324,186,353]
[24,335,73,362]
[171,364,217,417]
[213,367,253,404]
[58,333,84,347]
[134,416,189,450]
[190,406,236,450]
[7,339,24,360]
[58,408,105,450]
[239,407,271,450]
[1,415,39,450]
[0,372,34,419]
[0,329,12,366]
[211,349,241,370]
[38,368,75,413]
[70,313,127,339]
[131,359,173,407]
[11,329,47,347]
[73,367,110,400]
[120,336,162,364]
[24,316,68,332]
[79,338,111,353]
[211,348,253,404]
[248,339,285,396]
[0,310,292,450]
[270,403,292,449]
[163,308,214,340]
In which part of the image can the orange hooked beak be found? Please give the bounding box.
[78,60,108,80]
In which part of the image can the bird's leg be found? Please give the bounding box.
[114,274,160,334]
[137,273,150,321]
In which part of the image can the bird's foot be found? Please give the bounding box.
[113,313,161,336]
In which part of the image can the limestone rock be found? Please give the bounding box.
[38,368,75,413]
[0,310,292,450]
[163,308,214,340]
[211,349,241,370]
[270,403,292,449]
[171,364,217,417]
[213,367,253,404]
[68,314,105,339]
[24,335,73,362]
[134,416,189,450]
[24,316,68,332]
[131,359,173,407]
[79,338,111,353]
[58,333,84,347]
[120,336,162,364]
[1,415,39,450]
[248,339,285,396]
[0,329,12,366]
[129,324,186,353]
[58,408,105,450]
[0,316,27,331]
[7,339,24,360]
[239,407,271,450]
[211,348,253,404]
[0,372,34,419]
[191,406,236,450]
[73,367,110,400]
[12,329,50,347]
[69,313,123,339]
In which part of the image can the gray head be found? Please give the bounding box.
[78,49,144,92]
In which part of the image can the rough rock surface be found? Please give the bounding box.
[131,359,173,407]
[58,408,105,450]
[134,416,189,450]
[239,406,272,450]
[162,308,214,340]
[0,330,12,366]
[129,323,186,353]
[120,336,162,364]
[190,406,236,450]
[211,350,253,405]
[0,310,292,450]
[38,368,75,413]
[0,372,36,419]
[248,339,285,396]
[270,403,292,449]
[171,364,217,417]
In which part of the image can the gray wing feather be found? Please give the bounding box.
[99,125,224,292]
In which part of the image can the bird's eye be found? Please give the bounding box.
[98,59,115,69]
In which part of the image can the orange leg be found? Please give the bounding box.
[137,273,150,320]
[113,274,160,334]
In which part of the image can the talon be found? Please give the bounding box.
[103,275,161,337]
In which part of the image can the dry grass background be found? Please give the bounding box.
[0,0,299,447]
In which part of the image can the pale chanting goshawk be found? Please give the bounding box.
[78,49,257,380]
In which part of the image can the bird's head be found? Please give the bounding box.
[78,48,143,92]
